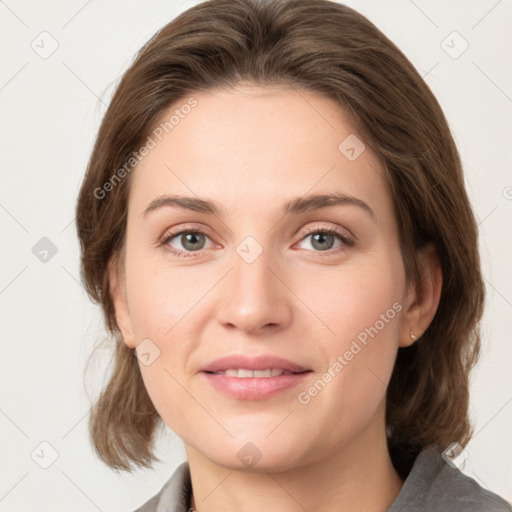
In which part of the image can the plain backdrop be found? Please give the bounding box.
[0,0,511,510]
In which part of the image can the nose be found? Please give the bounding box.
[215,243,293,336]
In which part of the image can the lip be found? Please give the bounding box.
[201,372,312,400]
[200,354,310,373]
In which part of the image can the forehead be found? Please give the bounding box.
[128,85,392,223]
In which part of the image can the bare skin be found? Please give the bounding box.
[109,84,442,512]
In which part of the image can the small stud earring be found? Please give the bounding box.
[410,330,417,341]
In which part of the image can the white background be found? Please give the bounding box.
[0,0,511,510]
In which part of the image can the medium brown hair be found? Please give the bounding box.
[76,0,484,473]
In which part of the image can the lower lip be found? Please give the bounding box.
[201,371,312,400]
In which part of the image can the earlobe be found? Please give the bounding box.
[399,243,443,347]
[107,252,135,349]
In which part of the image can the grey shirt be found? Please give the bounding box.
[134,446,512,511]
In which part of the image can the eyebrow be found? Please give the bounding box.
[142,192,375,220]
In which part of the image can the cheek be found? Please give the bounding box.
[303,251,405,408]
[124,250,202,340]
[301,251,404,346]
[123,255,206,426]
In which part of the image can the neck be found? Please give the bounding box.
[185,405,403,512]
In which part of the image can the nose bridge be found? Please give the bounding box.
[215,234,291,334]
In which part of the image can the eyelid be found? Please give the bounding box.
[297,222,356,243]
[158,222,214,242]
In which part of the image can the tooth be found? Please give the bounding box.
[214,368,292,377]
[237,369,254,378]
[254,369,272,377]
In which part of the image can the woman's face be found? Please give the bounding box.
[111,85,416,471]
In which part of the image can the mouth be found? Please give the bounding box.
[199,354,313,400]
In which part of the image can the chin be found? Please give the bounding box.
[199,435,309,474]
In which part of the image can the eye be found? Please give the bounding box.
[161,229,213,257]
[159,225,354,258]
[296,226,354,253]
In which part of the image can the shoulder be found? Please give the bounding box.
[132,462,191,512]
[388,445,512,512]
[133,493,160,512]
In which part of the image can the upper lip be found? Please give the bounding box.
[200,355,310,373]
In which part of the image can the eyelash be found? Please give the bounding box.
[159,224,355,259]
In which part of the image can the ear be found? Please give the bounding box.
[399,243,443,347]
[108,251,136,349]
